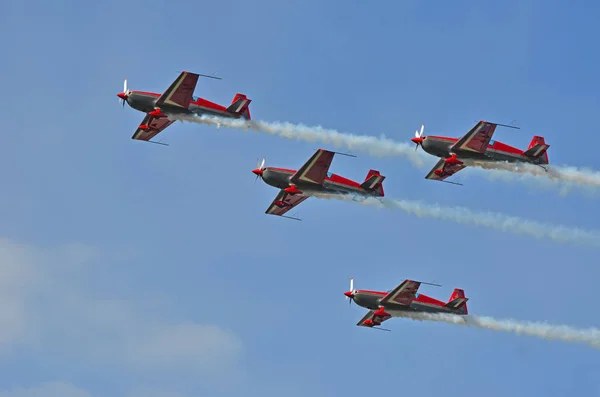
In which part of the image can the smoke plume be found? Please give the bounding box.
[171,114,600,195]
[312,193,600,248]
[404,311,600,350]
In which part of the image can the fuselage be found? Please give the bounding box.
[421,135,546,165]
[260,167,382,197]
[352,289,458,315]
[124,91,240,119]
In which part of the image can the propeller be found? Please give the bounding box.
[117,79,130,108]
[411,124,425,151]
[252,157,266,183]
[344,277,356,306]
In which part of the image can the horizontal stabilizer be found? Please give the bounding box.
[360,170,385,197]
[445,297,469,309]
[524,135,549,164]
[227,93,251,119]
[445,288,468,314]
[524,143,550,158]
[361,174,386,191]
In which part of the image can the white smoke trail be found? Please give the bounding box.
[171,114,428,166]
[171,114,600,194]
[404,311,600,350]
[311,193,600,248]
[463,159,600,196]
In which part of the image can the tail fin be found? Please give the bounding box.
[360,169,385,197]
[226,93,252,120]
[523,136,549,164]
[445,288,468,314]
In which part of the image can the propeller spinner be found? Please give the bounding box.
[344,277,355,305]
[117,79,130,108]
[411,124,425,151]
[252,158,266,182]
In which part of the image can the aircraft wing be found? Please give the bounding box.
[132,113,175,142]
[424,158,467,182]
[265,189,310,218]
[290,149,335,186]
[356,309,392,327]
[449,121,498,154]
[379,279,422,306]
[155,71,200,109]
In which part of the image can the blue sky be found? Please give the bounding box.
[2,0,600,396]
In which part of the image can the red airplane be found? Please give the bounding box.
[116,71,251,145]
[344,278,468,331]
[411,121,550,185]
[252,149,386,220]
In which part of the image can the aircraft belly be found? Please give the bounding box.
[482,150,525,163]
[410,302,451,314]
[453,150,488,160]
[157,104,192,115]
[321,181,360,195]
[190,105,233,119]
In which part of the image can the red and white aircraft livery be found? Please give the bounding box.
[411,121,550,185]
[252,149,386,220]
[117,71,251,145]
[344,278,468,331]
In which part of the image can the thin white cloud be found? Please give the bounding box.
[126,323,242,374]
[0,382,188,397]
[0,238,243,380]
[0,382,92,397]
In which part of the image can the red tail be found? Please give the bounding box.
[360,169,385,197]
[524,136,549,164]
[226,93,252,120]
[445,288,468,314]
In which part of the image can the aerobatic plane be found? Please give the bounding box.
[344,278,468,331]
[116,71,251,145]
[252,149,386,220]
[411,120,550,185]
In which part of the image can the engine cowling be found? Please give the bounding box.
[284,184,302,195]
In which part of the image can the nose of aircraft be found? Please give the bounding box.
[117,92,128,100]
[344,291,353,298]
[252,168,263,176]
[411,137,423,144]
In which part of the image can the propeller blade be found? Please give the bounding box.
[350,277,354,293]
[419,124,424,137]
[260,158,266,170]
[124,78,128,93]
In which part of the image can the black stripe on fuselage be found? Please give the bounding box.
[353,292,455,314]
[126,93,237,118]
[421,137,543,164]
[261,168,368,195]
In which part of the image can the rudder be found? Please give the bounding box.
[445,288,468,314]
